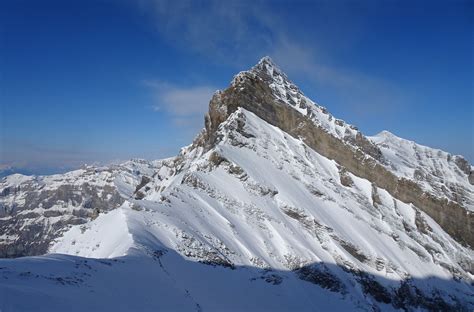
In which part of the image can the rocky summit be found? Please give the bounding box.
[1,57,473,311]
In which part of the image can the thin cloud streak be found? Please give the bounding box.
[138,0,273,65]
[144,80,217,131]
[138,0,406,117]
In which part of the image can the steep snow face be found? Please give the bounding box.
[38,108,474,310]
[369,131,474,211]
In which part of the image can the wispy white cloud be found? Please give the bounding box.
[144,80,217,131]
[138,0,273,65]
[137,0,406,117]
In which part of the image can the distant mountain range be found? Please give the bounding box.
[0,166,75,179]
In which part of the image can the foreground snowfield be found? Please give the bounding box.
[0,252,382,312]
[2,250,470,312]
[1,108,472,311]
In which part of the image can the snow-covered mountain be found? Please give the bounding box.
[1,57,473,311]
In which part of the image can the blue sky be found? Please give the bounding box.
[1,0,473,174]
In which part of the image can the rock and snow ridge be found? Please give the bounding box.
[252,57,474,208]
[369,130,474,211]
[0,57,473,311]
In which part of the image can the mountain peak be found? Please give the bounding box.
[249,55,289,82]
[253,55,280,72]
[229,56,288,89]
[375,130,396,139]
[257,55,275,66]
[204,57,378,158]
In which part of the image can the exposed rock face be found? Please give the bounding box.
[198,57,474,248]
[455,156,471,175]
[456,156,474,185]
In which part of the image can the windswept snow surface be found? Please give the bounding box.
[50,208,133,258]
[1,108,472,311]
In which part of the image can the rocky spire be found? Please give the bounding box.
[249,56,289,81]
